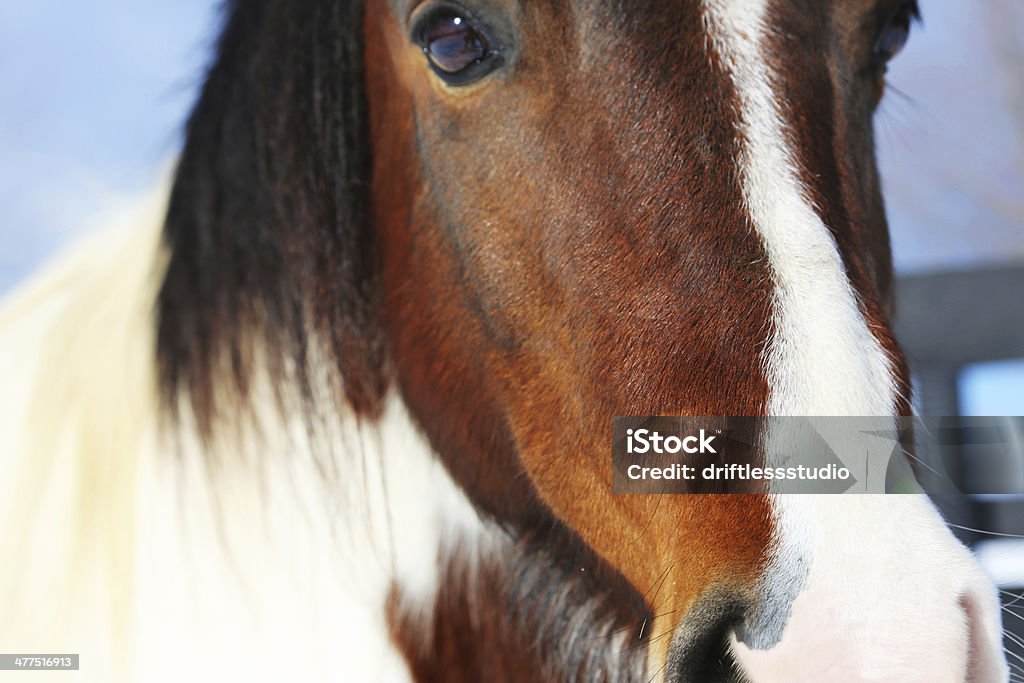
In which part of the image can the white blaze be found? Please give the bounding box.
[701,1,1008,681]
[702,0,896,419]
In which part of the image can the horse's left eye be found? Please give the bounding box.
[873,1,919,68]
[414,8,501,85]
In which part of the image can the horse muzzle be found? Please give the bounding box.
[665,496,1009,683]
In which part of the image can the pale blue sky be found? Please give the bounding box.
[876,1,1024,273]
[0,0,216,291]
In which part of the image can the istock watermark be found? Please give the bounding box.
[612,416,1024,495]
[624,428,718,455]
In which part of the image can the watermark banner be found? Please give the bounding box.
[612,416,1024,494]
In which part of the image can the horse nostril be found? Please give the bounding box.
[666,592,749,683]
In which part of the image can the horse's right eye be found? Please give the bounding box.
[413,7,503,86]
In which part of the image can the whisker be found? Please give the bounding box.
[645,660,669,683]
[1002,626,1024,652]
[630,495,664,545]
[885,83,922,108]
[641,563,675,603]
[646,627,675,646]
[598,609,679,643]
[649,562,678,614]
[1002,604,1024,624]
[640,609,680,640]
[1002,590,1024,608]
[621,624,676,656]
[619,628,663,655]
[899,445,945,480]
[1002,641,1024,669]
[948,523,1024,539]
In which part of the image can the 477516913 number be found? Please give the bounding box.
[0,654,79,670]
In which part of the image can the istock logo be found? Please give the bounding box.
[625,428,717,455]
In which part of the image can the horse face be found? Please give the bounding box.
[363,0,1006,679]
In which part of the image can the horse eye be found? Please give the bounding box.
[414,8,501,85]
[873,1,919,68]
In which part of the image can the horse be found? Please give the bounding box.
[0,0,1010,681]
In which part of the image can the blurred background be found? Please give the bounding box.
[1,0,1022,665]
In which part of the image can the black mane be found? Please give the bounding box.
[156,0,382,432]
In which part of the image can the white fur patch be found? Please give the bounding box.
[702,1,1008,680]
[0,191,491,682]
[731,495,1008,682]
[130,390,487,683]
